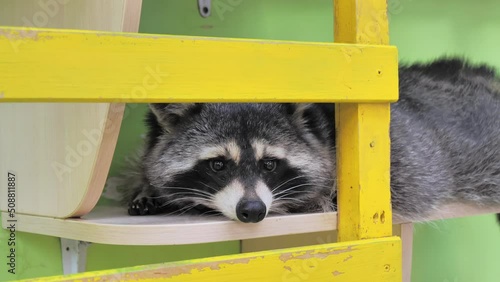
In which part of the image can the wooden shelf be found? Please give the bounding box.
[2,206,337,245]
[2,203,499,246]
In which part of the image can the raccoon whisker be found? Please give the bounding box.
[137,194,174,200]
[271,175,310,193]
[290,183,335,189]
[199,209,222,217]
[169,197,217,209]
[157,186,214,197]
[273,183,335,198]
[173,199,219,216]
[166,191,215,201]
[195,181,219,193]
[269,202,304,214]
[139,192,214,202]
[164,197,218,215]
[157,187,215,198]
[154,193,214,205]
[158,201,217,217]
[176,194,217,206]
[176,204,204,216]
[157,197,199,207]
[273,190,312,200]
[272,183,319,197]
[158,196,213,208]
[273,197,308,203]
[165,203,207,217]
[157,203,201,217]
[156,194,218,216]
[273,184,308,197]
[270,175,335,193]
[274,188,314,197]
[268,207,289,215]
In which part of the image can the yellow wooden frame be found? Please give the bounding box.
[28,237,401,282]
[1,0,402,281]
[0,27,397,103]
[335,0,394,241]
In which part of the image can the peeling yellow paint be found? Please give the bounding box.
[343,255,353,262]
[332,270,345,276]
[29,237,401,281]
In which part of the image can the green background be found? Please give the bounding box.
[1,0,500,281]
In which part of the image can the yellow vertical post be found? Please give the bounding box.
[334,0,393,241]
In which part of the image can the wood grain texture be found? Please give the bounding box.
[26,237,402,282]
[2,203,498,246]
[0,0,142,218]
[0,27,398,102]
[334,0,395,241]
[398,223,414,282]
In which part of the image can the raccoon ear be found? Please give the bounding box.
[285,103,316,129]
[286,103,335,137]
[149,103,201,130]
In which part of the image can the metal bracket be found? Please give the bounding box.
[198,0,211,17]
[61,238,91,275]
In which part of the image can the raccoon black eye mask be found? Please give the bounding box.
[120,58,500,223]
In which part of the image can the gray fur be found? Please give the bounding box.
[390,59,500,220]
[119,58,500,222]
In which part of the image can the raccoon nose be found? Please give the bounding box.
[236,200,266,223]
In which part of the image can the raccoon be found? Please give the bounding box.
[123,103,336,222]
[120,58,500,223]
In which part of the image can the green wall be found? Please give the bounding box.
[388,1,500,281]
[1,0,500,281]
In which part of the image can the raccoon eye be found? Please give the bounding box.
[262,159,277,172]
[209,159,226,172]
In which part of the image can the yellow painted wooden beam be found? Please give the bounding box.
[334,0,390,44]
[335,0,396,241]
[336,103,392,239]
[28,237,401,282]
[0,27,398,103]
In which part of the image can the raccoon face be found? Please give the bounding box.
[143,103,335,223]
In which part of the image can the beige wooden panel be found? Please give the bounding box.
[0,0,142,218]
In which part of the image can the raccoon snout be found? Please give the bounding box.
[236,199,266,223]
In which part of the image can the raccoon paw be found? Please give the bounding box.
[128,196,158,216]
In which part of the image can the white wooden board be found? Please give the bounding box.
[2,203,498,246]
[0,0,142,217]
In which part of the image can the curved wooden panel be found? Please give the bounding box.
[0,0,142,218]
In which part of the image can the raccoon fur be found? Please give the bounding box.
[120,58,500,223]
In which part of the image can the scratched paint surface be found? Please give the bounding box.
[336,103,393,240]
[28,237,401,281]
[334,0,395,242]
[0,26,397,103]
